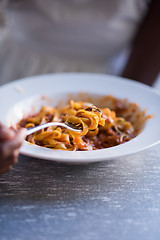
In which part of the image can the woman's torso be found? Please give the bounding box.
[0,0,150,84]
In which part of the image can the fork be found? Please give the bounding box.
[26,122,81,136]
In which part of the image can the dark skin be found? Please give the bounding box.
[0,0,160,175]
[122,0,160,86]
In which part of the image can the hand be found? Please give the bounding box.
[0,124,26,175]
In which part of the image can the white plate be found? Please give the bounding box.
[0,73,160,164]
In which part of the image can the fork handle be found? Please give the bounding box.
[26,122,65,136]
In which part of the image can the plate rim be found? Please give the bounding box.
[0,72,160,163]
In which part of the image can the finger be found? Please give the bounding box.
[0,124,15,141]
[1,128,26,158]
[0,149,19,168]
[6,149,20,165]
[0,149,19,174]
[0,165,12,175]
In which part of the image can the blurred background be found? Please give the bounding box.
[0,0,159,88]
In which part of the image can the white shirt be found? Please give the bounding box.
[0,0,150,83]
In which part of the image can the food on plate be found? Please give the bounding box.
[17,95,151,151]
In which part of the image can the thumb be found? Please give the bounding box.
[2,128,27,158]
[0,124,15,141]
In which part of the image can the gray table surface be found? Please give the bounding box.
[1,144,160,240]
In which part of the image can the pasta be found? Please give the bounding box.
[17,96,151,151]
